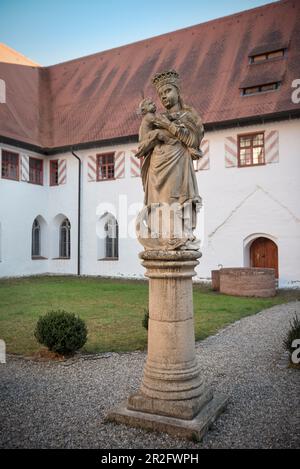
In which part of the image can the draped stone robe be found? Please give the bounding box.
[141,105,203,215]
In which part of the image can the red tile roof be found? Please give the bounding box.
[239,60,287,88]
[0,0,299,151]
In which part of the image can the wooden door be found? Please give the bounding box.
[250,237,278,278]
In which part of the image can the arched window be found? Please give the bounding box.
[59,218,71,258]
[32,218,41,257]
[104,217,118,259]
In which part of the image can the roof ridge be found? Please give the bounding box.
[0,42,40,67]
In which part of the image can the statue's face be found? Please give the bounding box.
[145,100,156,113]
[139,99,156,115]
[158,84,179,109]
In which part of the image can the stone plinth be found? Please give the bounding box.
[107,250,227,440]
[219,267,276,297]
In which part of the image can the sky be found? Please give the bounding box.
[1,0,273,66]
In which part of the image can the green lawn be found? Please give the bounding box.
[0,276,299,355]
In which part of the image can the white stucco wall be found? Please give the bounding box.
[0,118,299,287]
[0,144,78,277]
[197,119,300,287]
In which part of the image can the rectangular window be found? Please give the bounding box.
[1,150,19,181]
[252,53,267,63]
[242,82,280,96]
[50,160,59,186]
[267,50,285,59]
[29,157,43,185]
[243,86,260,95]
[249,49,285,64]
[238,133,265,167]
[97,153,115,181]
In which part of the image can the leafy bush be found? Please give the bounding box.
[142,308,149,331]
[34,310,87,355]
[283,314,300,355]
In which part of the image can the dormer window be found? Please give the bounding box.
[249,48,285,64]
[242,82,280,96]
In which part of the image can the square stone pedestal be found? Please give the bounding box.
[106,392,228,441]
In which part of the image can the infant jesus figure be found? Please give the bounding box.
[135,97,203,161]
[135,98,174,159]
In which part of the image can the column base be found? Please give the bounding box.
[106,392,228,442]
[127,387,213,420]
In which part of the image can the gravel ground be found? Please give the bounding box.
[0,301,299,449]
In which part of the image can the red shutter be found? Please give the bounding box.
[114,151,125,178]
[265,130,279,164]
[225,136,238,168]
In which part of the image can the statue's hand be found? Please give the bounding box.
[190,148,203,160]
[135,145,145,159]
[153,116,171,130]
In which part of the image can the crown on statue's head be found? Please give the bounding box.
[152,70,180,91]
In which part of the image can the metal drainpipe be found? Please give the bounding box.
[71,150,81,276]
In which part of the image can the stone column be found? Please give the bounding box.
[107,250,227,440]
[128,250,212,419]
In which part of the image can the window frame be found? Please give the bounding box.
[50,160,59,186]
[249,49,285,64]
[31,218,41,258]
[96,152,115,181]
[1,150,19,181]
[237,132,265,168]
[104,218,119,260]
[59,218,71,259]
[29,157,44,186]
[242,82,280,96]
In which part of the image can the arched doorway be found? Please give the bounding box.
[250,237,278,278]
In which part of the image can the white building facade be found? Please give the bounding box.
[1,1,300,287]
[0,117,299,287]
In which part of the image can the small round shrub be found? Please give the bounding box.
[34,310,87,356]
[283,314,300,355]
[142,308,149,331]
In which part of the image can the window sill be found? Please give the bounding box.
[1,175,19,182]
[237,162,266,168]
[96,178,116,182]
[31,256,48,260]
[27,181,44,186]
[98,257,119,261]
[52,257,71,260]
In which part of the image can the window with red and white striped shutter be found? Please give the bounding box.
[50,159,67,185]
[88,151,126,181]
[225,131,279,168]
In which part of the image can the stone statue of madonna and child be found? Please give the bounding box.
[135,70,204,251]
[107,71,228,437]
